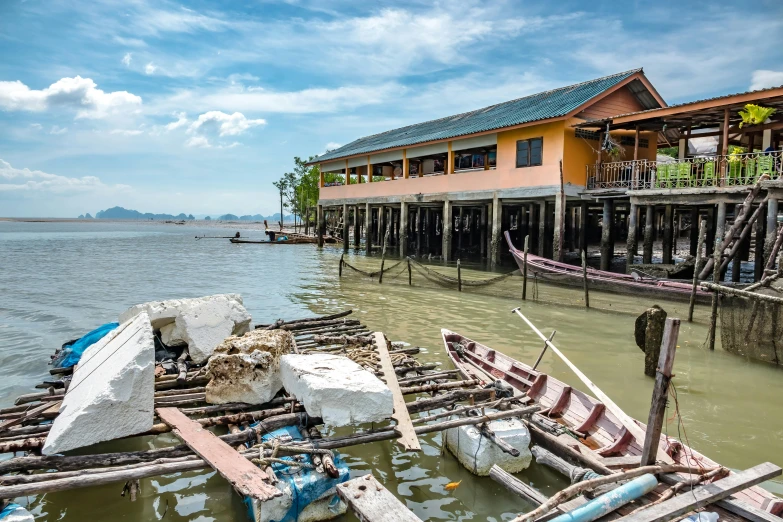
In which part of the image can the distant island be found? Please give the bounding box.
[86,206,284,222]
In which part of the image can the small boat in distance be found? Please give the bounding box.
[442,328,783,517]
[229,235,340,245]
[504,232,710,303]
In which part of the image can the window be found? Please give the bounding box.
[575,129,600,141]
[516,138,543,168]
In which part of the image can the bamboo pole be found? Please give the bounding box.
[688,219,706,322]
[708,237,722,351]
[701,282,783,304]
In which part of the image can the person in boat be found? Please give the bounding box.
[264,220,276,242]
[234,231,240,238]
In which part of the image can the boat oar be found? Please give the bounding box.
[510,307,670,464]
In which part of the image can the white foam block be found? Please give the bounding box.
[118,294,250,331]
[176,297,252,363]
[42,313,155,455]
[280,354,393,427]
[445,413,532,476]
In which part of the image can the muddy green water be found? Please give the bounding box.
[1,220,781,521]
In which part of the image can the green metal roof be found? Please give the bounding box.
[316,69,646,163]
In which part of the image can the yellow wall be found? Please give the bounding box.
[495,120,565,187]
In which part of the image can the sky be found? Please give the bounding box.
[1,0,783,218]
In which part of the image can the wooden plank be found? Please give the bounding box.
[373,332,421,452]
[603,456,642,469]
[659,474,783,522]
[337,474,422,522]
[641,318,679,465]
[617,462,781,522]
[490,464,548,505]
[156,407,281,501]
[0,402,56,434]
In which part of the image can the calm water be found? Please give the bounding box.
[1,220,781,521]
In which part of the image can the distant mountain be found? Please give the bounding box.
[78,213,94,219]
[94,206,195,220]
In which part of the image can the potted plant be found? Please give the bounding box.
[739,104,776,128]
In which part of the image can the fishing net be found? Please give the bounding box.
[338,255,679,316]
[720,288,783,364]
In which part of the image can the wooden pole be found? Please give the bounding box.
[489,464,548,506]
[457,259,462,292]
[640,318,679,466]
[379,223,389,284]
[701,282,783,305]
[338,253,344,278]
[687,219,706,322]
[407,257,412,286]
[708,236,721,350]
[582,250,590,308]
[522,235,529,300]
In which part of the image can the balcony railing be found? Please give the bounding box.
[586,150,783,190]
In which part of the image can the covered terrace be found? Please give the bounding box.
[578,86,783,192]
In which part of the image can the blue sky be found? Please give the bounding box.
[1,0,783,217]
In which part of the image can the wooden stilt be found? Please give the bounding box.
[522,235,529,300]
[643,205,654,264]
[582,250,589,308]
[600,199,614,271]
[688,219,706,322]
[708,237,721,350]
[626,202,638,273]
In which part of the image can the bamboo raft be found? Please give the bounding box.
[0,310,536,518]
[443,327,783,522]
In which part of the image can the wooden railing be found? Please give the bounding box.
[586,150,783,190]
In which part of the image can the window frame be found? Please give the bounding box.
[515,137,543,168]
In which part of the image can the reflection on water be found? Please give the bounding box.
[1,220,781,521]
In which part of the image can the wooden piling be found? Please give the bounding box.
[457,259,462,292]
[522,235,529,300]
[626,202,638,273]
[338,253,344,278]
[708,236,721,350]
[407,257,412,286]
[687,219,706,322]
[643,205,654,264]
[600,199,614,271]
[582,250,589,308]
[641,318,679,466]
[379,223,389,284]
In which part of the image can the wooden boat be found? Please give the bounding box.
[229,236,339,245]
[442,328,783,518]
[504,232,711,303]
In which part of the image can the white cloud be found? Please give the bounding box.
[324,142,341,152]
[185,136,211,148]
[110,129,144,136]
[0,159,129,193]
[122,53,132,66]
[113,36,147,47]
[165,112,188,131]
[0,76,142,119]
[750,70,783,91]
[49,125,68,135]
[188,111,265,136]
[30,123,42,130]
[145,62,157,75]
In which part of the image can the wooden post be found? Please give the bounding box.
[600,199,614,271]
[708,237,721,350]
[379,223,389,284]
[643,205,654,264]
[457,205,464,254]
[442,199,452,262]
[689,208,699,256]
[399,201,409,258]
[366,156,372,183]
[407,258,412,286]
[342,203,349,253]
[490,194,502,267]
[402,149,409,179]
[640,318,679,466]
[582,250,590,308]
[579,202,588,254]
[338,253,344,277]
[626,202,638,273]
[522,235,529,300]
[353,205,360,247]
[480,204,487,259]
[345,160,350,185]
[446,141,453,175]
[662,204,673,265]
[317,204,324,248]
[538,200,546,257]
[764,198,779,265]
[687,219,706,322]
[754,204,767,282]
[415,206,423,256]
[457,259,462,292]
[365,203,372,255]
[553,160,566,262]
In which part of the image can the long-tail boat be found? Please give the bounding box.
[229,235,339,245]
[504,232,710,303]
[442,328,783,518]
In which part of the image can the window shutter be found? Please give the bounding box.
[516,140,529,167]
[530,138,543,166]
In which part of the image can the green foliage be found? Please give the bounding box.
[658,146,678,158]
[738,104,776,128]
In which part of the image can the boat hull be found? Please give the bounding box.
[504,231,711,304]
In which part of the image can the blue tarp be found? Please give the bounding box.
[243,425,349,522]
[0,503,33,521]
[52,322,119,369]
